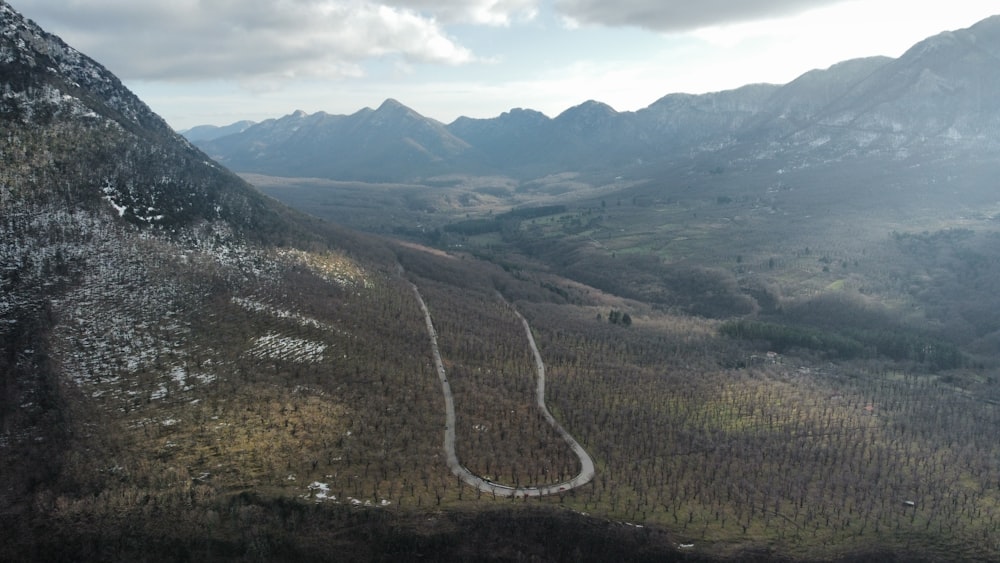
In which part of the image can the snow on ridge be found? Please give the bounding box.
[1,2,167,131]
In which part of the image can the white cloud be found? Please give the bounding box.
[553,0,846,31]
[387,0,539,25]
[19,0,477,81]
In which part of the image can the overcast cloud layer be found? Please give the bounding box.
[555,0,846,31]
[18,0,494,81]
[18,0,851,82]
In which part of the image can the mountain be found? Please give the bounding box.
[447,107,553,174]
[722,16,1000,166]
[0,3,424,558]
[629,83,782,158]
[188,15,1000,183]
[0,3,314,239]
[180,120,256,142]
[197,99,472,182]
[805,16,1000,153]
[737,57,891,138]
[448,100,642,175]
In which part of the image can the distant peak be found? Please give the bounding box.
[578,100,616,112]
[377,98,409,111]
[507,107,547,117]
[556,100,617,121]
[370,98,427,122]
[499,107,550,124]
[967,13,1000,33]
[290,109,308,118]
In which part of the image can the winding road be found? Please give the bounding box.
[410,283,595,498]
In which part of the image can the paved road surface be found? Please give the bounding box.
[411,283,595,497]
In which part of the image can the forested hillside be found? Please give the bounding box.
[5,2,1000,561]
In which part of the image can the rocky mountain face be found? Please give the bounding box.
[811,18,1000,151]
[732,17,1000,166]
[0,2,302,236]
[190,15,1000,182]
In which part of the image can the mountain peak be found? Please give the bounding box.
[368,98,426,122]
[964,13,1000,38]
[375,98,419,116]
[553,100,618,132]
[557,100,617,119]
[378,98,406,110]
[193,13,1000,181]
[900,13,1000,62]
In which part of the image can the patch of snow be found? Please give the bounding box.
[248,332,327,364]
[170,365,187,385]
[104,196,126,217]
[307,481,336,502]
[151,385,168,401]
[231,296,350,337]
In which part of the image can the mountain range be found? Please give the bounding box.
[180,120,256,143]
[191,14,1000,183]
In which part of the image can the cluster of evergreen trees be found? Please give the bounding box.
[606,309,631,326]
[443,205,568,236]
[719,319,962,370]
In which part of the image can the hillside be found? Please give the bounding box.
[7,2,1000,561]
[0,3,440,558]
[0,3,699,560]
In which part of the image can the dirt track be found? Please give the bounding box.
[411,283,595,497]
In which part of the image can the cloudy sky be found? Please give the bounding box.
[12,0,999,129]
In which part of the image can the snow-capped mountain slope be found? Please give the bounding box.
[0,1,302,236]
[0,1,165,133]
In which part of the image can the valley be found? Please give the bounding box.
[242,151,1000,560]
[4,2,1000,560]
